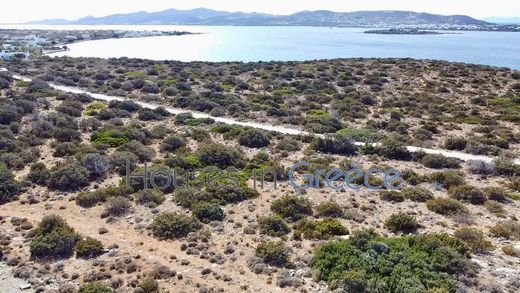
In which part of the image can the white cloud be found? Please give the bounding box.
[1,0,519,23]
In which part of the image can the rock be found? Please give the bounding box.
[201,268,212,275]
[19,284,32,290]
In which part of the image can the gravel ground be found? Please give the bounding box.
[0,263,33,293]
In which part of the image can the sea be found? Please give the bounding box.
[2,24,520,69]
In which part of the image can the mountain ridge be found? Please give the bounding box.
[30,8,493,27]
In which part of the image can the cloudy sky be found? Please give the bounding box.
[1,0,519,23]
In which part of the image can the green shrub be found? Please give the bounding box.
[490,221,520,240]
[26,162,50,186]
[238,129,270,148]
[271,195,313,222]
[294,218,348,240]
[48,161,90,191]
[310,136,357,156]
[92,130,130,147]
[385,212,419,234]
[258,215,291,237]
[138,277,159,293]
[313,230,472,292]
[0,163,20,204]
[401,169,424,185]
[420,154,460,169]
[79,283,114,293]
[151,212,202,239]
[454,227,493,253]
[444,137,468,151]
[448,185,486,205]
[255,241,291,267]
[428,171,465,188]
[315,201,344,218]
[30,215,80,259]
[205,185,259,204]
[275,138,301,151]
[104,196,132,217]
[483,186,508,202]
[377,137,412,161]
[402,187,434,202]
[426,198,468,216]
[135,189,165,206]
[76,237,104,258]
[197,143,244,168]
[191,202,225,223]
[379,190,405,203]
[172,188,212,209]
[160,135,186,152]
[484,200,505,217]
[75,185,132,208]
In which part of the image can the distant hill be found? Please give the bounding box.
[31,8,492,27]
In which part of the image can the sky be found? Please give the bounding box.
[1,0,519,23]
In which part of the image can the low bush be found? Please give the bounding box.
[109,151,139,175]
[454,227,494,253]
[160,135,186,152]
[384,212,419,234]
[420,154,460,169]
[315,201,344,218]
[92,130,130,147]
[490,221,520,240]
[138,277,159,293]
[81,153,110,179]
[275,138,301,151]
[205,185,259,204]
[271,195,313,222]
[172,188,212,209]
[30,215,80,259]
[48,161,90,191]
[104,197,132,217]
[75,185,132,208]
[379,190,405,203]
[502,245,520,257]
[483,186,508,202]
[238,129,271,148]
[294,218,348,240]
[428,171,465,188]
[0,163,21,203]
[444,136,468,150]
[426,197,468,216]
[79,283,114,293]
[255,241,291,267]
[135,189,165,207]
[26,162,50,186]
[191,202,225,223]
[258,215,291,237]
[377,137,412,161]
[310,136,357,156]
[197,143,244,168]
[313,230,473,292]
[400,169,424,185]
[401,187,433,202]
[448,184,486,205]
[151,212,202,239]
[76,237,104,258]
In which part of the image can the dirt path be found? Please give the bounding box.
[3,68,519,165]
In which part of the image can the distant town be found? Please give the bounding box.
[0,29,195,60]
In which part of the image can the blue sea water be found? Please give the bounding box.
[4,25,520,69]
